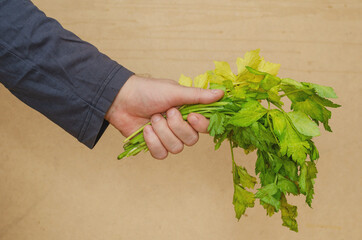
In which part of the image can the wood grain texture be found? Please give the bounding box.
[0,0,361,239]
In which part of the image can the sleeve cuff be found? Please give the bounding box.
[78,64,134,148]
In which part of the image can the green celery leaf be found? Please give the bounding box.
[208,112,225,136]
[209,82,227,91]
[268,85,283,106]
[308,140,320,161]
[231,123,276,152]
[288,111,320,137]
[277,174,298,195]
[299,161,318,207]
[229,100,268,127]
[269,109,287,137]
[222,80,234,90]
[245,66,266,75]
[213,131,228,150]
[260,74,281,90]
[259,168,276,186]
[255,183,281,211]
[268,153,283,173]
[280,158,298,181]
[312,94,341,108]
[303,82,338,99]
[255,150,266,175]
[270,110,310,165]
[231,86,247,99]
[292,95,333,131]
[281,78,305,89]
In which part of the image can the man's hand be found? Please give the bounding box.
[105,75,224,159]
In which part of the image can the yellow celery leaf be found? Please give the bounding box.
[178,74,193,87]
[236,49,261,75]
[258,58,281,76]
[207,70,225,84]
[214,61,236,81]
[194,73,208,89]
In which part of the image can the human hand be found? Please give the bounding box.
[105,75,224,159]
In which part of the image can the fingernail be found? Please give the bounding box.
[211,89,221,94]
[167,108,176,118]
[188,114,198,124]
[152,115,162,123]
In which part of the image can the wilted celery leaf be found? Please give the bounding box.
[299,161,318,207]
[287,111,320,137]
[260,200,276,217]
[277,174,298,195]
[229,100,267,127]
[234,165,257,189]
[280,194,298,232]
[207,112,225,136]
[255,183,281,211]
[269,110,309,165]
[233,184,255,220]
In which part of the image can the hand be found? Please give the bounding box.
[105,75,224,159]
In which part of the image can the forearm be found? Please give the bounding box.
[0,0,133,148]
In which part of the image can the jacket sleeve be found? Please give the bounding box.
[0,0,134,148]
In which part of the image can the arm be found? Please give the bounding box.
[0,0,133,148]
[0,0,224,158]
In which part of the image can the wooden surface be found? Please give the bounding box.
[0,0,361,239]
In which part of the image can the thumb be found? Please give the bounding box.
[170,85,224,106]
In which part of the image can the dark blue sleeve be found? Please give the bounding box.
[0,0,134,148]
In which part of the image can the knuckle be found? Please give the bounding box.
[151,114,164,127]
[185,134,199,146]
[169,143,184,154]
[167,117,181,131]
[193,88,202,103]
[153,151,168,160]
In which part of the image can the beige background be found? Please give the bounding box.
[0,0,361,239]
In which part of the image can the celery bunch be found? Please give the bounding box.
[118,49,340,232]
